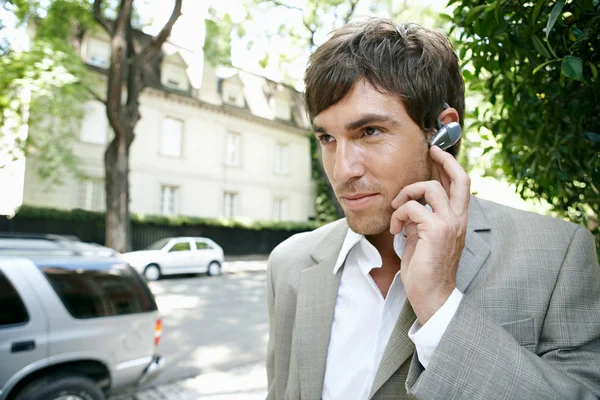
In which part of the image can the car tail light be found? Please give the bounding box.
[154,318,162,346]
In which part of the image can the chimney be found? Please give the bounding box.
[198,56,222,105]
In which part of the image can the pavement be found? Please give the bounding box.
[110,256,269,400]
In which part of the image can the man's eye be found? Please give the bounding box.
[364,127,382,137]
[319,134,335,144]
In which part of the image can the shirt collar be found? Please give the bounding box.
[333,229,364,274]
[332,205,431,275]
[332,228,407,274]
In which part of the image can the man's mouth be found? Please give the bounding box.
[339,193,379,209]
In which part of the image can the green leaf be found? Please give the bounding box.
[466,4,488,25]
[258,53,269,69]
[561,56,585,82]
[532,34,551,58]
[586,132,600,143]
[533,58,560,74]
[438,13,453,22]
[546,0,566,40]
[588,61,598,82]
[495,0,504,24]
[532,0,547,25]
[556,170,569,181]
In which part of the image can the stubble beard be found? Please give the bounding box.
[343,204,394,236]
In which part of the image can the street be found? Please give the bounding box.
[112,260,269,399]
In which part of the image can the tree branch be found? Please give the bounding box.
[137,0,183,63]
[93,0,113,35]
[82,84,107,106]
[302,15,317,49]
[344,0,360,24]
[263,0,303,12]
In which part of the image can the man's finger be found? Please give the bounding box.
[391,180,452,219]
[430,146,470,214]
[390,200,435,235]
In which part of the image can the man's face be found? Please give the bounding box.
[313,80,432,236]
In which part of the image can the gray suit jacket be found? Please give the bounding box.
[265,196,600,399]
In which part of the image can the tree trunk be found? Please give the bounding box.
[94,0,181,253]
[105,131,130,253]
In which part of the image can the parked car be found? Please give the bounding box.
[121,237,225,281]
[0,252,164,400]
[0,233,120,258]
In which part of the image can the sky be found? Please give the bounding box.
[139,0,451,87]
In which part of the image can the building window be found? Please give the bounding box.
[160,185,179,215]
[223,192,239,218]
[85,38,110,68]
[273,197,287,221]
[223,87,244,107]
[160,117,183,158]
[161,64,189,91]
[225,132,241,166]
[271,96,291,120]
[80,101,108,145]
[274,143,289,175]
[78,178,105,211]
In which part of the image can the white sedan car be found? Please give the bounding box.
[121,237,225,281]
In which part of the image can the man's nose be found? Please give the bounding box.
[333,141,365,184]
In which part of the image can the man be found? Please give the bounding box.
[266,18,600,399]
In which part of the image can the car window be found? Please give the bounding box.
[39,261,157,319]
[145,238,171,250]
[0,270,29,327]
[195,241,213,250]
[169,242,191,252]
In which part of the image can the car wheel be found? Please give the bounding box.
[144,264,161,281]
[15,375,104,400]
[207,261,221,277]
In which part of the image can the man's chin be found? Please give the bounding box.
[345,211,390,236]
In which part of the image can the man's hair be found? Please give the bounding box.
[304,18,465,157]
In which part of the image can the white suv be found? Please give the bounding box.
[0,253,164,400]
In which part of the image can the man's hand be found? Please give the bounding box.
[390,145,470,325]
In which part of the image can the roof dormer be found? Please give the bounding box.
[221,74,245,108]
[270,89,291,121]
[161,52,190,92]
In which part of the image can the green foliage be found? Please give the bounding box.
[0,0,92,184]
[451,0,600,253]
[0,38,90,183]
[14,205,323,232]
[310,135,341,223]
[203,7,233,67]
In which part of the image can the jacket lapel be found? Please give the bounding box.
[369,196,492,398]
[456,196,491,292]
[296,220,347,400]
[369,299,417,398]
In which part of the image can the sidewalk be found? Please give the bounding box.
[110,257,269,400]
[222,256,268,274]
[110,364,267,400]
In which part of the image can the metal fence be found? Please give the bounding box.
[0,215,309,255]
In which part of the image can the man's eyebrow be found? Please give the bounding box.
[345,114,397,131]
[312,114,398,135]
[312,126,327,134]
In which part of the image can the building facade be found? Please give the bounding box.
[21,30,316,222]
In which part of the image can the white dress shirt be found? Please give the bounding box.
[322,228,463,400]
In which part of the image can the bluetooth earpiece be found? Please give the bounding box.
[428,103,462,151]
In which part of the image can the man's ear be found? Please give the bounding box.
[439,107,460,127]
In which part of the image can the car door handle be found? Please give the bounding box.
[11,340,35,353]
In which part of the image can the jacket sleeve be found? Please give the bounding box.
[406,226,600,399]
[266,254,277,400]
